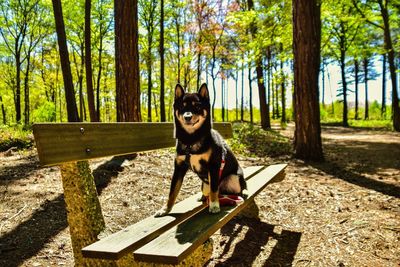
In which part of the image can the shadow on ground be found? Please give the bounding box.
[214,217,301,266]
[314,132,400,198]
[0,157,124,267]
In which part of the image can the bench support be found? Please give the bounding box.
[60,161,108,266]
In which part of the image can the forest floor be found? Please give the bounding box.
[0,123,399,267]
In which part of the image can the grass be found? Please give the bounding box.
[0,125,33,152]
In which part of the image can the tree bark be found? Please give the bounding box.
[363,57,369,120]
[23,53,31,126]
[248,64,253,124]
[159,0,166,122]
[354,59,359,120]
[0,96,6,125]
[85,0,98,122]
[293,0,323,161]
[52,1,109,266]
[339,24,349,127]
[52,0,79,122]
[248,0,269,129]
[379,0,400,131]
[381,54,386,117]
[115,0,141,122]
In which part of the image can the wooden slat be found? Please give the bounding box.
[32,122,232,166]
[81,165,265,260]
[133,164,287,265]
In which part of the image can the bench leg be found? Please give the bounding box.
[239,199,260,219]
[177,238,213,267]
[60,161,108,266]
[118,239,213,267]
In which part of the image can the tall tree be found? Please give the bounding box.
[51,1,105,266]
[93,0,113,120]
[381,54,387,117]
[115,0,141,122]
[0,95,6,124]
[159,0,166,122]
[247,0,270,130]
[353,0,400,131]
[0,0,38,123]
[139,0,158,122]
[293,0,323,160]
[52,0,78,122]
[85,0,98,122]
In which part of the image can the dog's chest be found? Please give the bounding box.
[177,148,211,174]
[189,153,208,173]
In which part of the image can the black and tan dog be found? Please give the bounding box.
[155,83,247,216]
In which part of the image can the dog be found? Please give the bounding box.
[155,83,247,216]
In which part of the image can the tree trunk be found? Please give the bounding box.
[85,0,98,122]
[381,54,386,118]
[24,54,31,126]
[354,59,359,120]
[248,0,268,128]
[293,0,323,161]
[16,52,22,123]
[235,68,238,121]
[379,0,400,131]
[115,0,141,122]
[248,65,253,124]
[339,27,349,127]
[241,54,244,121]
[0,95,6,124]
[147,49,153,122]
[256,57,270,129]
[52,1,109,265]
[280,46,286,124]
[221,77,225,122]
[159,0,166,122]
[52,0,79,122]
[267,48,271,119]
[321,59,325,106]
[363,57,369,120]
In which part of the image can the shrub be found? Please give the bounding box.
[230,123,292,157]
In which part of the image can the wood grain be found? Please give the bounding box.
[81,165,265,260]
[133,164,287,264]
[32,122,232,166]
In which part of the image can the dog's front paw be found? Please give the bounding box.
[209,201,220,213]
[154,206,171,217]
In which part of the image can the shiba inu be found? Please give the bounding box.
[155,83,247,216]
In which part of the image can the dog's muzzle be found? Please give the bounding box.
[183,112,193,122]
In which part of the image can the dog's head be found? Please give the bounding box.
[174,83,211,136]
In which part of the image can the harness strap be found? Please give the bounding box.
[218,146,227,182]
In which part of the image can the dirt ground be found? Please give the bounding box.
[0,124,399,267]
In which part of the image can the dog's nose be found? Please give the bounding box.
[183,112,192,122]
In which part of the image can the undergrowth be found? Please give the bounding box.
[0,125,33,152]
[230,123,292,157]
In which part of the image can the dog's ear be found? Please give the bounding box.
[175,84,185,99]
[198,83,209,99]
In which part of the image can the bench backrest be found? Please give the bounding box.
[33,122,233,166]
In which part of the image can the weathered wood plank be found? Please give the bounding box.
[32,122,232,166]
[81,165,265,260]
[133,164,287,265]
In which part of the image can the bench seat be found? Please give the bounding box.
[81,166,267,260]
[82,164,286,265]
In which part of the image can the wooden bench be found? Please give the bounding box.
[32,122,287,266]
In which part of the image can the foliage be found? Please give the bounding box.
[230,123,292,157]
